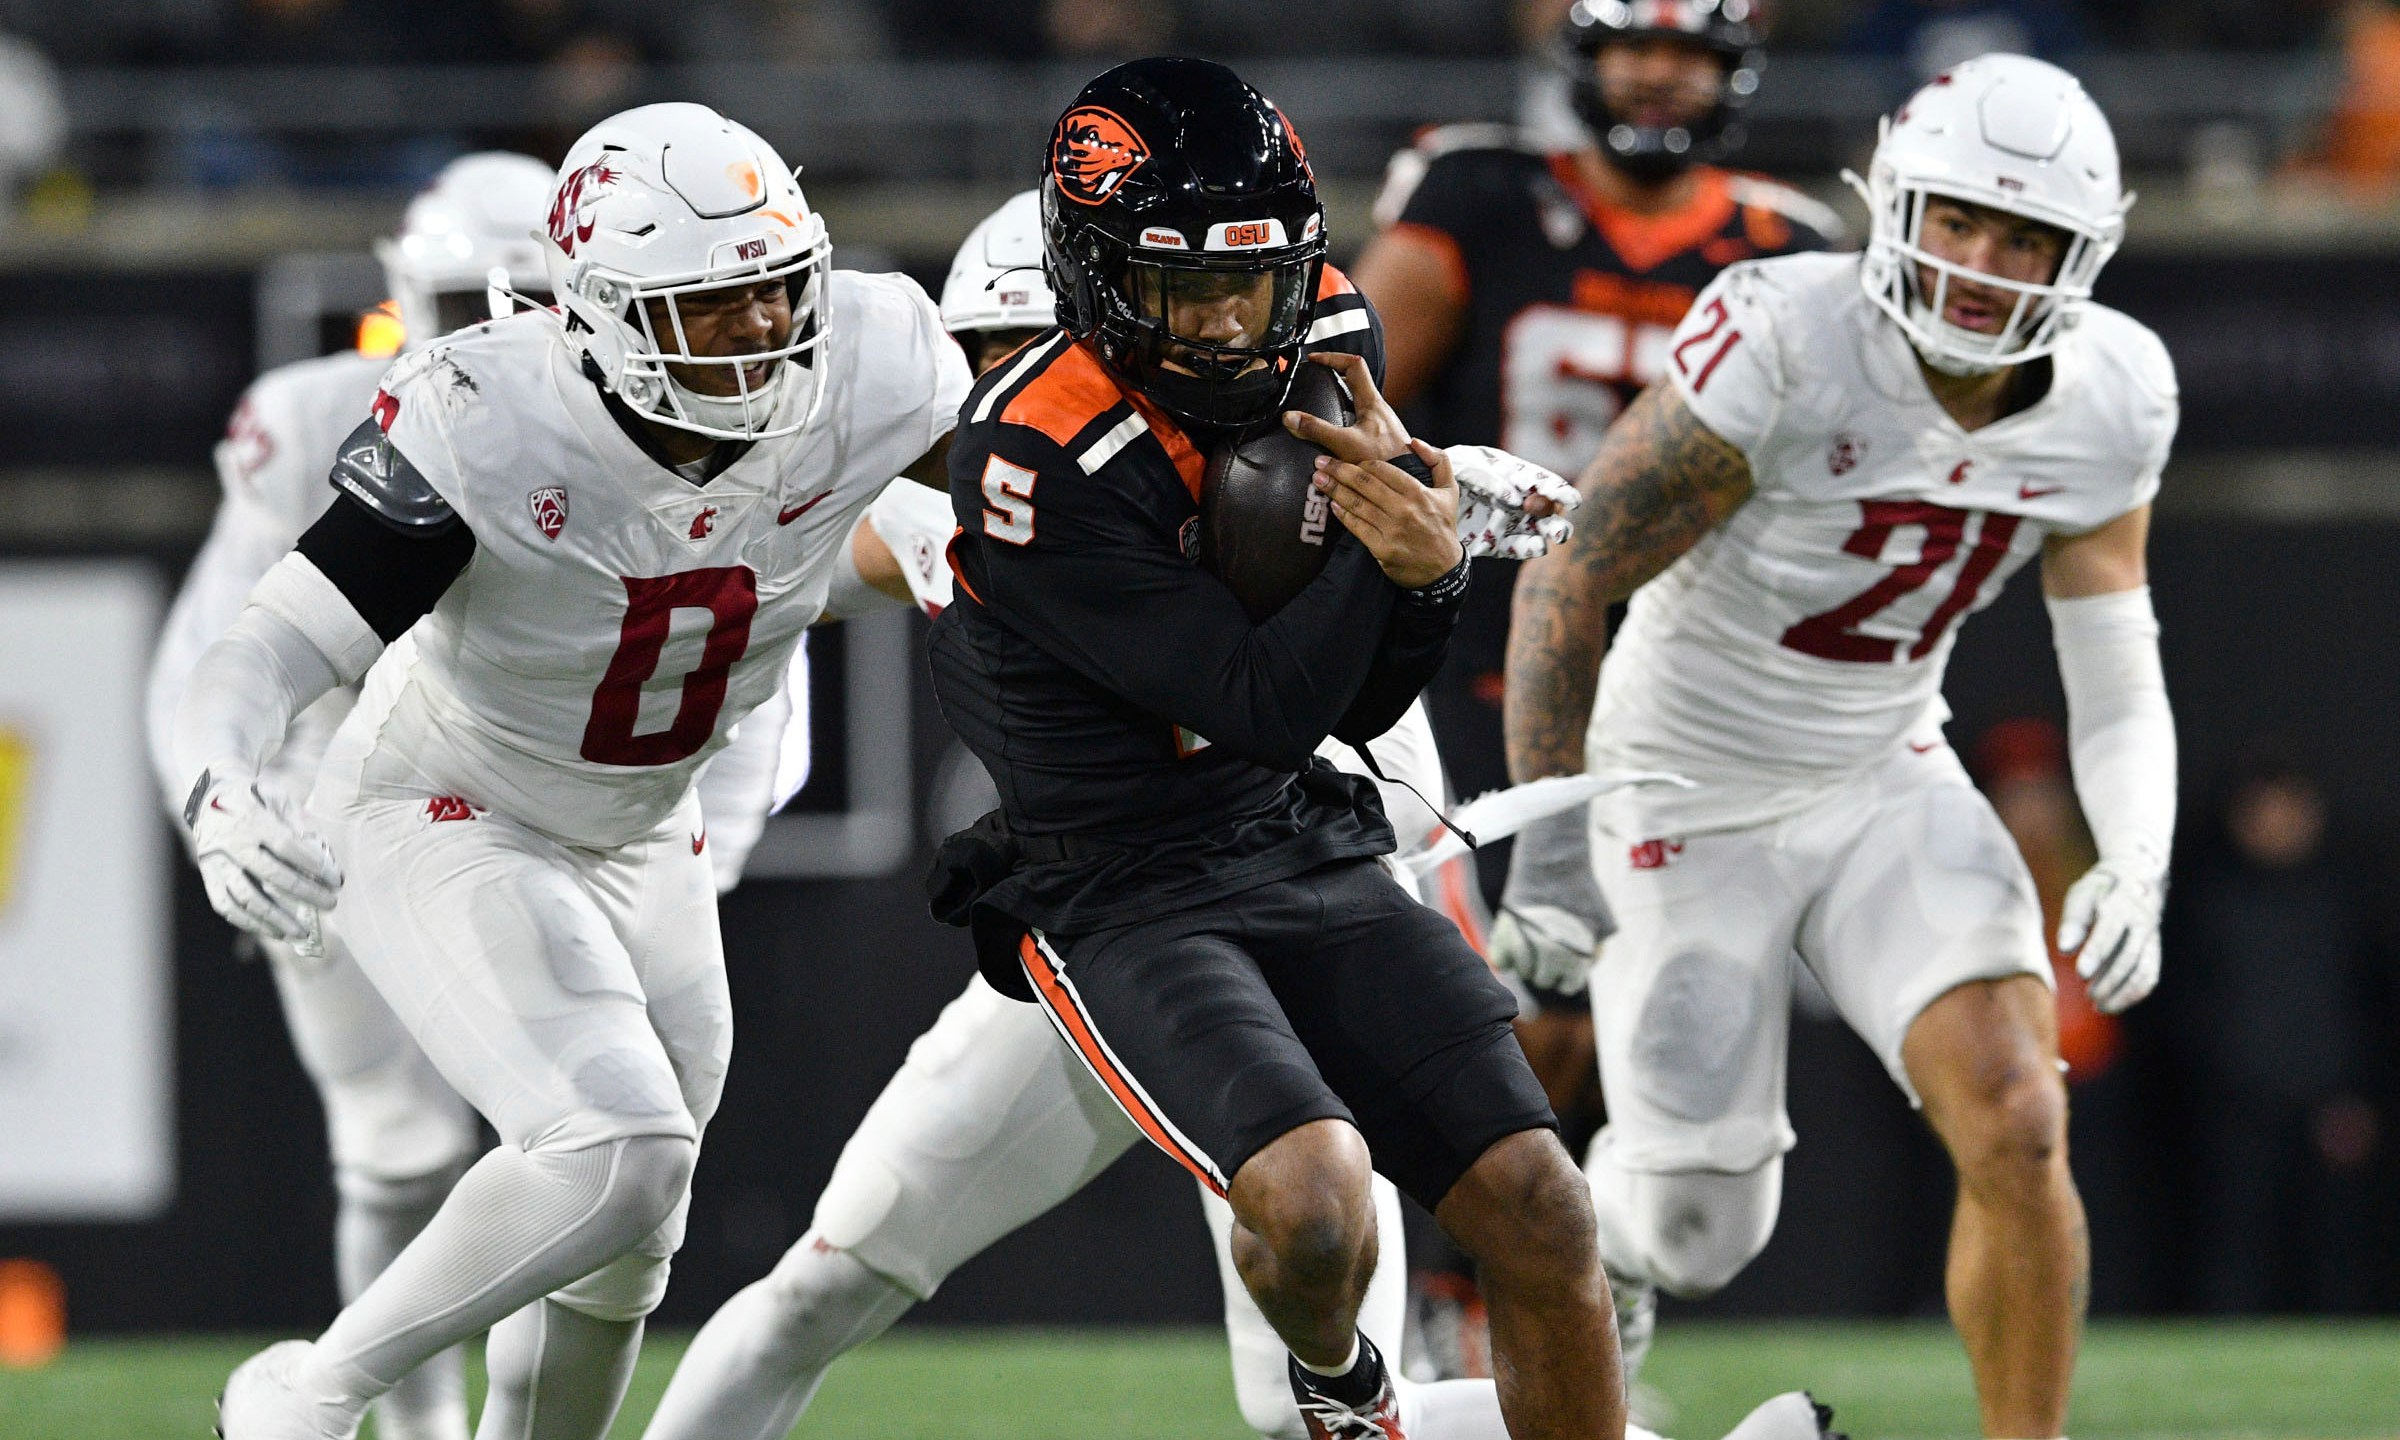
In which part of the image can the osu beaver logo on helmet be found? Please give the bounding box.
[1050,106,1151,206]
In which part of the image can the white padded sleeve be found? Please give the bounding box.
[145,495,308,817]
[170,601,348,807]
[2049,585,2176,881]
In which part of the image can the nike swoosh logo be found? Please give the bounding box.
[1909,741,1940,753]
[778,491,832,525]
[2018,482,2065,500]
[692,829,706,855]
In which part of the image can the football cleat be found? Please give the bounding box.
[216,1340,353,1440]
[1719,1390,1846,1440]
[1287,1335,1406,1440]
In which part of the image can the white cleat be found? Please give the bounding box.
[216,1340,355,1440]
[1719,1390,1845,1440]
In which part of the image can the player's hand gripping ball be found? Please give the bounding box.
[1198,360,1359,621]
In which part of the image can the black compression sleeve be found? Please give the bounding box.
[294,491,476,642]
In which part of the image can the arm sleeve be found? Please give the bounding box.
[1663,262,1788,465]
[145,493,309,817]
[2050,585,2177,881]
[973,433,1403,772]
[169,594,351,807]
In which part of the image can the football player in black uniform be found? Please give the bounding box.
[930,58,1625,1440]
[1353,0,1842,1150]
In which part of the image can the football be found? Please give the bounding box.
[1197,362,1356,622]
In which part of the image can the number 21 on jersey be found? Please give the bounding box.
[1781,501,2021,664]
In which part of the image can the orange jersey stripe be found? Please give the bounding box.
[1547,155,1738,274]
[1019,933,1228,1196]
[1000,340,1125,448]
[1317,262,1358,301]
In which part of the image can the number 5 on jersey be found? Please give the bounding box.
[981,456,1037,545]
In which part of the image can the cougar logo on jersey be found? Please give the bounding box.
[424,795,482,823]
[1050,106,1150,206]
[1627,838,1684,871]
[371,388,400,432]
[1827,432,1863,476]
[528,486,569,540]
[546,159,620,256]
[689,506,718,540]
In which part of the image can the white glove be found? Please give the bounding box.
[1490,806,1614,995]
[1447,444,1580,560]
[184,769,342,949]
[2057,861,2163,1014]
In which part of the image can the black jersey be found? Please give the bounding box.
[928,269,1466,946]
[1381,126,1839,816]
[1384,125,1838,466]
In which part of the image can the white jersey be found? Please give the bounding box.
[1590,252,2177,835]
[321,271,971,849]
[146,350,391,815]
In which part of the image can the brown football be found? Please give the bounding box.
[1198,363,1357,622]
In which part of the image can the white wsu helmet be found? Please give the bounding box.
[938,189,1057,335]
[375,151,557,347]
[1849,53,2129,376]
[542,102,832,441]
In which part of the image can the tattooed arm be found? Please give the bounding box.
[1503,380,1755,781]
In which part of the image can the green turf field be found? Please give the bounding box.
[1,1320,2392,1439]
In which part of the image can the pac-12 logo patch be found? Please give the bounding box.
[1050,106,1150,206]
[529,486,569,541]
[1178,515,1201,561]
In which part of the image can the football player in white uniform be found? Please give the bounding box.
[175,103,970,1440]
[643,192,1829,1440]
[1503,56,2176,1440]
[145,150,556,1440]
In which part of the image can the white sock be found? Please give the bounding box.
[336,1166,472,1440]
[475,1299,643,1440]
[296,1135,691,1430]
[641,1233,915,1440]
[1293,1335,1362,1379]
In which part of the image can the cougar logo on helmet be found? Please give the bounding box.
[546,159,620,256]
[1050,106,1151,206]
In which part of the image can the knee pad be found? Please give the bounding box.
[1586,1151,1782,1299]
[553,1245,673,1324]
[754,1232,917,1360]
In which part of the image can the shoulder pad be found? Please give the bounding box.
[1727,175,1849,248]
[1374,125,1537,226]
[328,417,458,532]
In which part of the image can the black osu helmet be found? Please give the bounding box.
[1560,0,1765,182]
[1041,57,1327,430]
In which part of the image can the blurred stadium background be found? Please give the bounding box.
[0,0,2397,1434]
